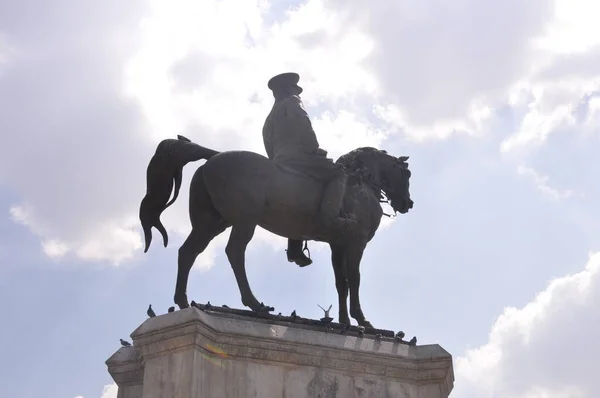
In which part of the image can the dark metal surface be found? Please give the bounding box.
[189,301,416,345]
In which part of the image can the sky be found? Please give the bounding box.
[0,0,599,397]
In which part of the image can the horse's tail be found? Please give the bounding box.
[139,135,219,253]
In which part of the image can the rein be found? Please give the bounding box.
[337,148,411,220]
[344,166,397,219]
[379,192,397,219]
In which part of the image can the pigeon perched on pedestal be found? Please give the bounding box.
[147,304,156,318]
[357,326,365,337]
[318,304,333,324]
[395,331,405,342]
[120,339,132,347]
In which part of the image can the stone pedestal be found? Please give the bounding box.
[106,307,454,398]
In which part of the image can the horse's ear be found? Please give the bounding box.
[398,156,409,162]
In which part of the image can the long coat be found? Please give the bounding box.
[262,95,342,182]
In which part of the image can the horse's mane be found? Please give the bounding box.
[336,147,410,206]
[336,146,387,176]
[336,147,389,199]
[336,147,386,170]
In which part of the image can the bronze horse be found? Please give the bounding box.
[140,135,413,328]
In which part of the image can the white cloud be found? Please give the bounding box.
[312,110,387,158]
[517,165,575,201]
[75,221,143,266]
[499,0,600,153]
[373,101,493,142]
[0,0,389,268]
[9,205,32,227]
[0,0,154,265]
[535,0,600,55]
[100,384,117,398]
[9,206,142,266]
[42,239,69,258]
[3,0,600,268]
[324,0,600,146]
[501,77,600,153]
[124,0,378,146]
[325,0,554,136]
[455,251,600,398]
[113,0,386,266]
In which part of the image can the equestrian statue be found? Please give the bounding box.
[139,73,413,328]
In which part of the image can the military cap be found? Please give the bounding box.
[267,72,303,93]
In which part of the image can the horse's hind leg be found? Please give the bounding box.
[174,224,224,309]
[226,224,272,313]
[174,167,227,309]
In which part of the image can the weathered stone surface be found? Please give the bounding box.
[106,307,454,397]
[106,346,144,398]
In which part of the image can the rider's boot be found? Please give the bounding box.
[319,172,358,239]
[286,239,312,267]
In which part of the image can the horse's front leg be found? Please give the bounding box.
[330,244,350,325]
[225,224,273,313]
[346,242,373,328]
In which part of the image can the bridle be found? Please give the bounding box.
[338,149,410,219]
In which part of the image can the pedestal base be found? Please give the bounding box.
[106,307,454,398]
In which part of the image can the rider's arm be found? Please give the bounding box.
[262,117,275,159]
[285,96,313,129]
[263,134,274,159]
[284,96,320,152]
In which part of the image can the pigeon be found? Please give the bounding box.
[408,336,417,346]
[147,304,156,318]
[168,306,175,313]
[222,305,229,308]
[375,333,382,340]
[259,302,274,312]
[191,300,197,307]
[395,331,405,339]
[120,339,132,347]
[205,301,212,310]
[290,310,297,320]
[357,326,365,337]
[318,304,332,318]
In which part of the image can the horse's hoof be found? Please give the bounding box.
[360,320,374,329]
[255,302,274,313]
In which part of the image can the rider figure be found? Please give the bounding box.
[262,72,357,267]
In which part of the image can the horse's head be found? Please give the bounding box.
[338,147,413,215]
[380,154,413,214]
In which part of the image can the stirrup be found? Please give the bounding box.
[302,240,311,260]
[286,240,312,267]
